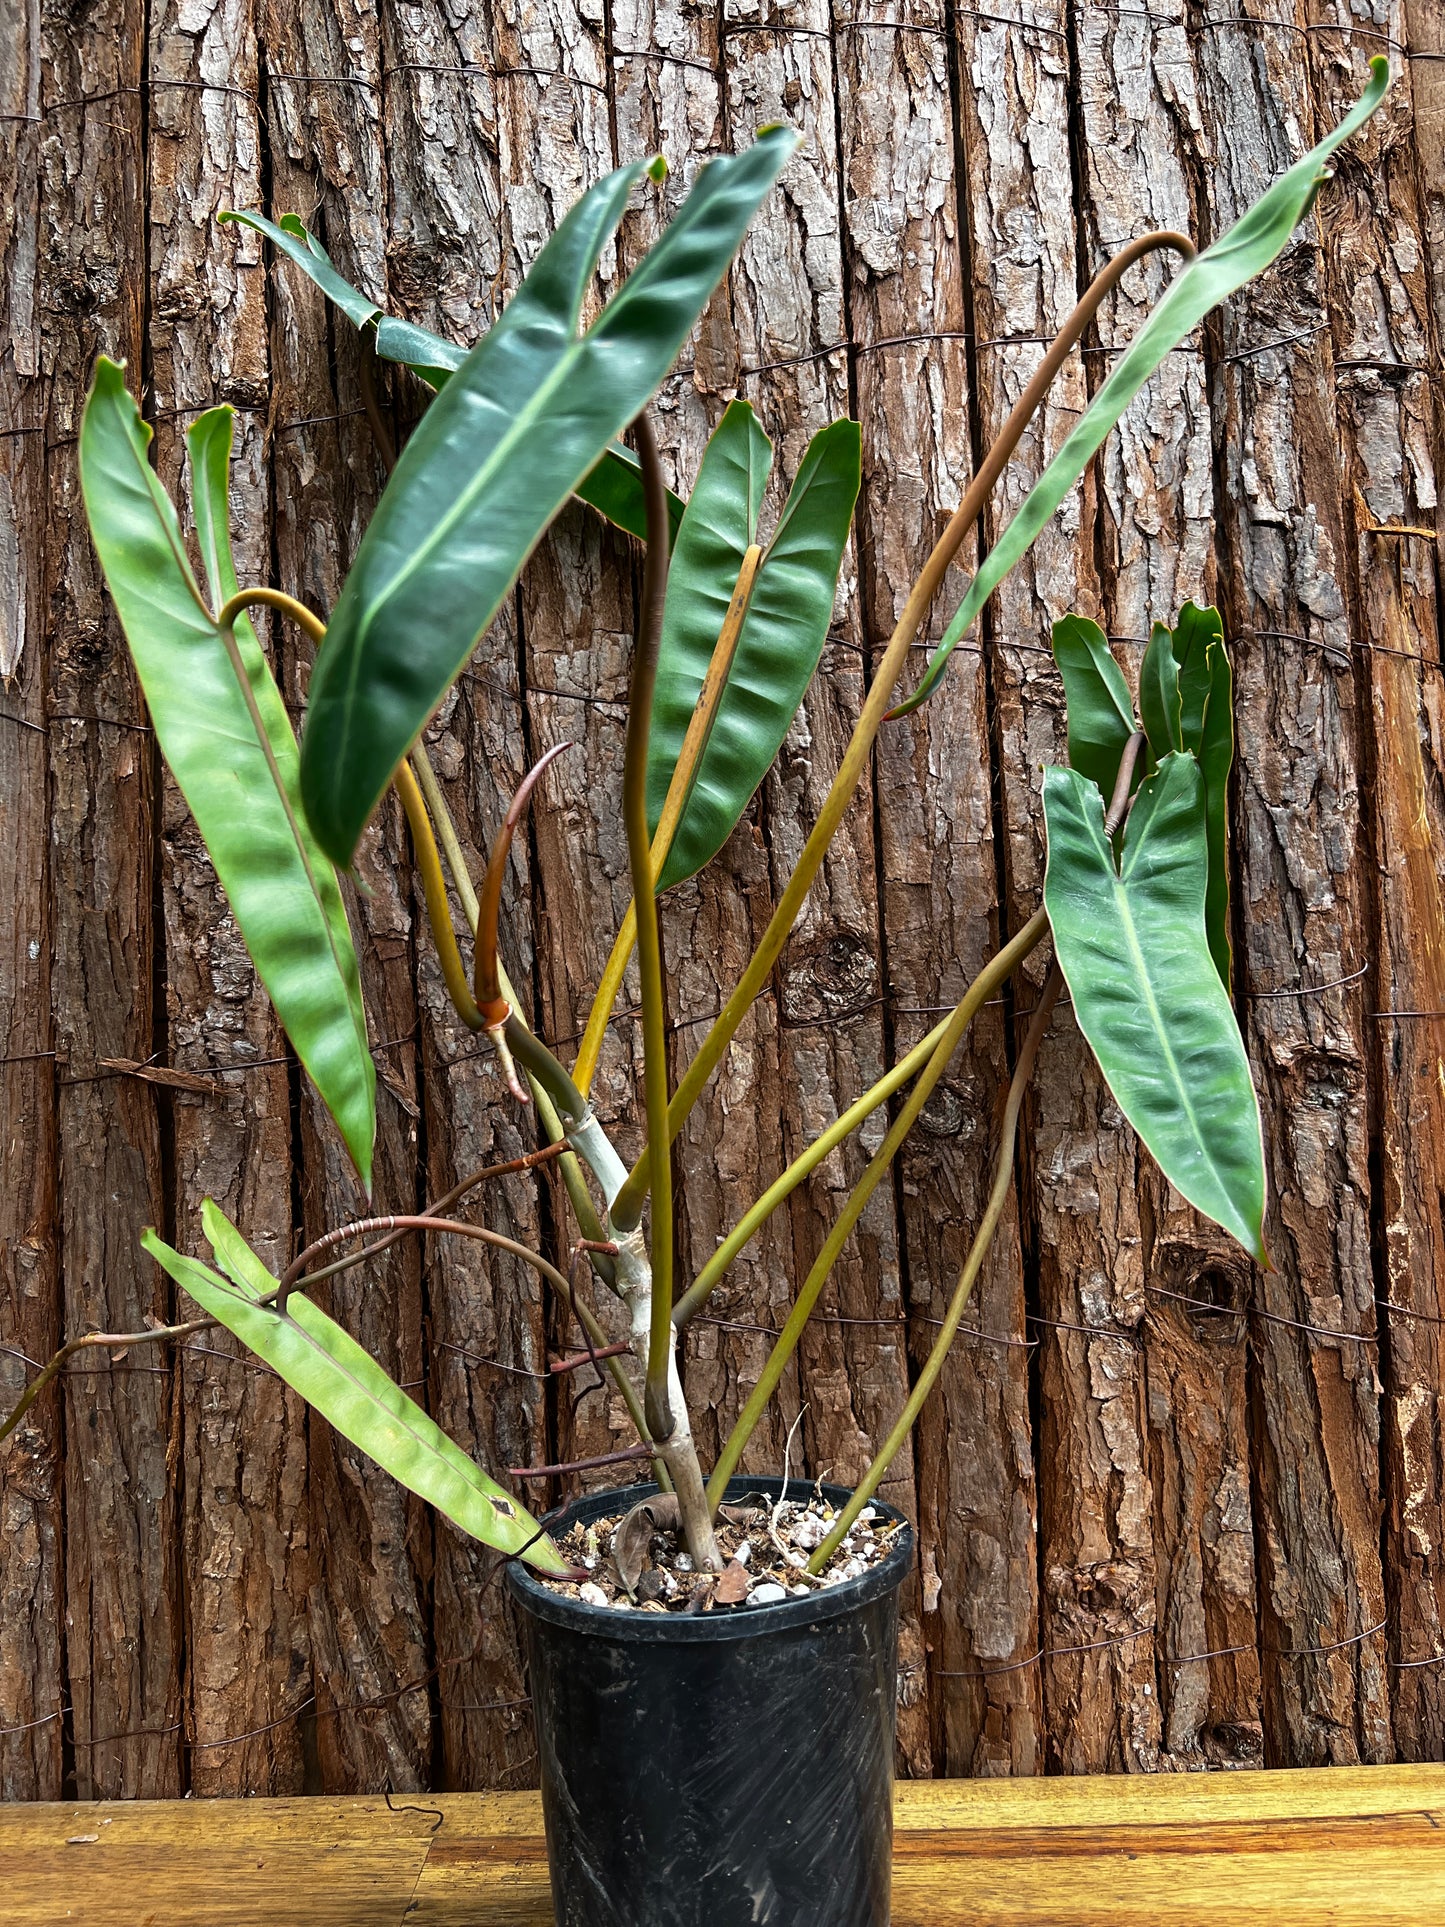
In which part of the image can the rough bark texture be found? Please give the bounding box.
[2,4,1441,1797]
[0,0,62,1802]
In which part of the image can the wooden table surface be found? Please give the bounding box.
[3,1765,1442,1924]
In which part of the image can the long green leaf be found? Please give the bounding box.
[1138,622,1182,762]
[144,1205,568,1572]
[1173,601,1217,756]
[647,413,860,890]
[1138,602,1233,991]
[80,362,376,1186]
[1043,755,1266,1261]
[1051,614,1138,801]
[221,211,687,546]
[298,128,795,866]
[645,399,773,851]
[893,58,1390,717]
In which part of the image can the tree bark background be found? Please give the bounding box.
[1,1,1441,1796]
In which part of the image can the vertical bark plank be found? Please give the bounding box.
[41,1,180,1798]
[1306,9,1443,1760]
[834,5,1041,1777]
[378,0,548,1790]
[253,0,400,1795]
[1071,2,1264,1767]
[952,4,1165,1772]
[0,4,63,1801]
[720,0,930,1774]
[258,15,431,1795]
[1192,6,1389,1765]
[146,0,308,1796]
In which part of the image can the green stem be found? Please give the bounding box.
[671,1008,956,1329]
[808,964,1063,1572]
[215,585,326,646]
[705,908,1049,1512]
[613,412,677,1446]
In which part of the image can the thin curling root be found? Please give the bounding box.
[474,742,572,1098]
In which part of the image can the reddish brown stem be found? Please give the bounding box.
[473,742,572,1019]
[508,1443,654,1480]
[286,1141,569,1293]
[551,1342,631,1374]
[276,1214,572,1317]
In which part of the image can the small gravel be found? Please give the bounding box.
[539,1489,903,1615]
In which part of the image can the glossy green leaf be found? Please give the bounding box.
[645,399,773,854]
[1051,615,1138,801]
[221,211,687,546]
[298,128,795,866]
[893,59,1390,716]
[144,1204,568,1572]
[1173,601,1218,756]
[1139,622,1182,762]
[647,412,860,890]
[1136,602,1233,990]
[80,361,375,1186]
[1043,754,1266,1262]
[1198,627,1235,993]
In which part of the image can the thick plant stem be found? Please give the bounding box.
[612,412,678,1452]
[613,1228,720,1568]
[670,1008,957,1329]
[705,908,1049,1512]
[808,965,1064,1573]
[610,231,1194,1229]
[574,542,763,1095]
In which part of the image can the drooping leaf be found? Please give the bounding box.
[222,207,685,544]
[145,1204,569,1573]
[1173,601,1218,756]
[80,362,376,1186]
[1198,630,1235,993]
[647,414,860,890]
[1051,615,1138,802]
[219,210,459,385]
[298,128,796,866]
[1043,754,1266,1262]
[645,399,774,848]
[893,59,1390,716]
[1138,622,1183,763]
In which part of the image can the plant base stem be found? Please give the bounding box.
[613,1225,721,1569]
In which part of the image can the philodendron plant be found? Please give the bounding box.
[7,67,1387,1588]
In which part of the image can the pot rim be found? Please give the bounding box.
[506,1474,913,1643]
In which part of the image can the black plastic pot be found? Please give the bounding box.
[505,1475,912,1927]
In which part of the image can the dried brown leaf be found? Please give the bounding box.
[612,1492,680,1594]
[715,1559,750,1605]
